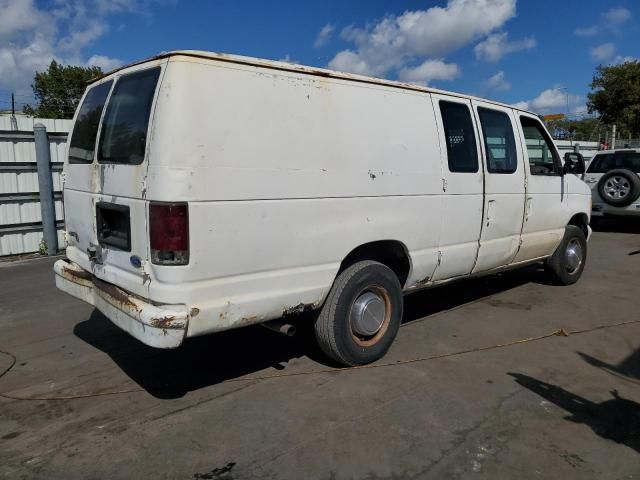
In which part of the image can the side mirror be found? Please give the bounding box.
[563,152,585,175]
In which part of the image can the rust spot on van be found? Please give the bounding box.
[283,303,313,317]
[149,315,186,329]
[190,307,200,317]
[62,266,91,281]
[93,277,141,312]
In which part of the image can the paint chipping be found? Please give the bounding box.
[93,277,141,312]
[283,303,313,317]
[62,266,91,281]
[149,315,185,329]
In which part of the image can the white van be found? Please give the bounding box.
[54,51,592,366]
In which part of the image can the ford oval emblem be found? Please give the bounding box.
[130,255,142,268]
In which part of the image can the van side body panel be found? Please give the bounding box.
[147,57,444,335]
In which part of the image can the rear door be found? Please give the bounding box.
[430,94,483,280]
[471,101,526,272]
[63,62,164,298]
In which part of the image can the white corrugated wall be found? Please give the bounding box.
[0,115,71,256]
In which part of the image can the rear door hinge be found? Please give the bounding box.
[442,178,447,192]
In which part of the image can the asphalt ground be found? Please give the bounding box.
[1,218,639,479]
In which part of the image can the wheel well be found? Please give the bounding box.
[569,213,589,238]
[339,240,411,287]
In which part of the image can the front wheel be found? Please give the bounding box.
[314,261,403,366]
[545,225,587,285]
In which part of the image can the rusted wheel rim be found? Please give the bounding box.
[349,285,391,347]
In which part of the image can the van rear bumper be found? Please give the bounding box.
[54,259,188,348]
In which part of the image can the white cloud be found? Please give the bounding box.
[590,42,616,61]
[613,55,638,64]
[328,50,376,76]
[484,70,511,91]
[574,25,600,37]
[513,87,582,114]
[474,32,535,62]
[603,7,631,26]
[313,23,335,48]
[0,0,55,40]
[328,0,518,78]
[277,54,299,64]
[87,54,123,71]
[0,0,161,96]
[574,6,632,37]
[398,59,460,85]
[511,100,529,110]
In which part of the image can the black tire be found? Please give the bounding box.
[597,169,640,207]
[545,225,587,285]
[314,261,403,366]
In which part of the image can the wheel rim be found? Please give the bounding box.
[349,285,391,347]
[604,176,631,200]
[565,239,583,275]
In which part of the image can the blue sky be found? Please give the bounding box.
[1,0,638,116]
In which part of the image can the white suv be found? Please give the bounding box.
[584,149,640,218]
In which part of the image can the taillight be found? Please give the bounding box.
[149,202,189,265]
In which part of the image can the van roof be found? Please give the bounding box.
[97,49,536,116]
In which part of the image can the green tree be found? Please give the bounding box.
[587,61,640,137]
[23,60,102,119]
[547,117,603,141]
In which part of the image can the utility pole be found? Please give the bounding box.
[10,92,18,131]
[611,124,617,150]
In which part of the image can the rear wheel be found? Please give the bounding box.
[597,169,640,207]
[314,261,403,366]
[545,225,587,285]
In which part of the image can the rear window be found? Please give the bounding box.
[68,81,112,163]
[98,67,160,165]
[439,100,478,173]
[587,152,640,173]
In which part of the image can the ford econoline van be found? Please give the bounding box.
[54,51,591,366]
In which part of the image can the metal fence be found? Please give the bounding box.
[0,114,70,256]
[554,140,601,161]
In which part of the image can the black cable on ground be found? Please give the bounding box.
[1,319,639,401]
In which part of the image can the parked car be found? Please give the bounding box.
[583,149,640,220]
[54,51,592,366]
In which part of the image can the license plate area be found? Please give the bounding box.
[96,202,131,251]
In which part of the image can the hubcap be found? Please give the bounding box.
[351,290,386,337]
[565,239,583,275]
[604,176,630,200]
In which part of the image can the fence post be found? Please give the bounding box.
[34,123,58,256]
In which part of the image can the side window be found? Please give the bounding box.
[586,154,607,173]
[477,108,517,174]
[520,116,561,176]
[68,81,112,163]
[439,101,479,173]
[98,67,161,165]
[587,152,640,173]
